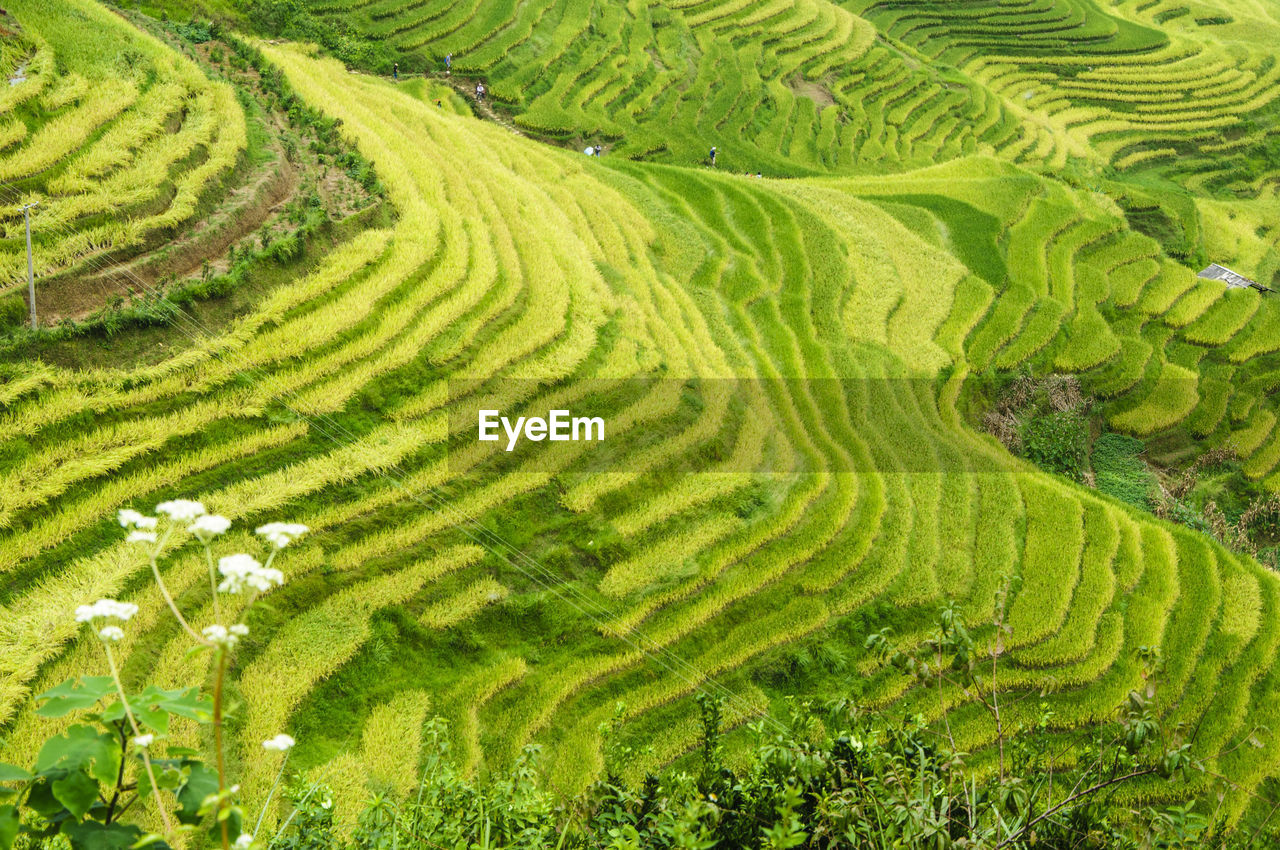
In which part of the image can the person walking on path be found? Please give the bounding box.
[393,62,398,81]
[445,53,452,75]
[709,146,717,166]
[475,81,486,102]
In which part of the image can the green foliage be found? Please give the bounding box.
[267,787,339,850]
[1093,433,1156,509]
[243,0,396,73]
[252,602,1262,849]
[1022,410,1089,482]
[0,678,214,850]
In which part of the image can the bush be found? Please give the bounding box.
[1021,410,1089,482]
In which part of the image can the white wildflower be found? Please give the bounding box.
[234,835,253,850]
[155,499,206,521]
[255,522,309,549]
[75,599,139,623]
[230,623,249,637]
[217,554,283,595]
[98,626,124,643]
[126,530,157,544]
[188,514,231,539]
[118,509,157,529]
[202,624,240,649]
[133,733,154,748]
[262,734,295,752]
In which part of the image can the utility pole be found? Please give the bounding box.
[20,201,37,330]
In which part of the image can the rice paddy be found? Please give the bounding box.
[4,0,1280,834]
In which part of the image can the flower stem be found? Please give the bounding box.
[253,751,290,838]
[149,525,200,642]
[213,648,231,850]
[205,542,221,624]
[105,643,175,838]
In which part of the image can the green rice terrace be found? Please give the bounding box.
[2,0,1280,844]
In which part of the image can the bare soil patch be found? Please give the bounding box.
[788,77,835,109]
[34,23,372,323]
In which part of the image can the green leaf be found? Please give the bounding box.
[129,704,168,736]
[25,777,66,818]
[35,725,121,787]
[63,820,144,850]
[175,763,219,826]
[36,677,117,718]
[135,759,183,798]
[140,687,212,723]
[51,769,98,820]
[0,764,32,782]
[119,687,213,733]
[0,805,17,850]
[207,807,242,848]
[100,701,125,725]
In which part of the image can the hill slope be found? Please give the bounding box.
[2,0,1280,833]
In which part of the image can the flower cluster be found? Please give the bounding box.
[60,505,314,846]
[202,623,249,649]
[262,734,295,752]
[118,509,157,530]
[189,513,231,539]
[75,599,139,623]
[156,499,207,521]
[217,554,284,595]
[256,522,309,549]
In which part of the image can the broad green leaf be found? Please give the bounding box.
[35,677,116,718]
[0,805,17,850]
[25,777,65,818]
[51,769,97,820]
[137,687,212,723]
[135,759,182,798]
[63,820,143,850]
[207,807,242,848]
[175,763,219,826]
[103,700,164,735]
[0,765,32,782]
[35,725,121,786]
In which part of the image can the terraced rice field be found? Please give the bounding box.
[304,0,1280,195]
[5,0,1280,835]
[0,0,247,302]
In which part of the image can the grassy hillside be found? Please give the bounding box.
[292,0,1280,195]
[3,0,1280,838]
[0,0,246,302]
